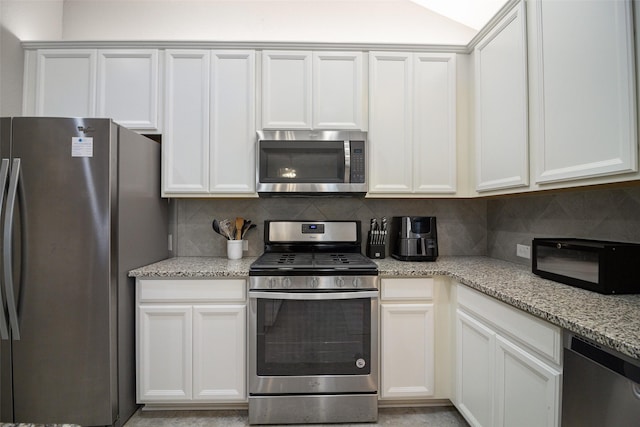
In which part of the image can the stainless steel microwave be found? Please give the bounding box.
[256,130,367,195]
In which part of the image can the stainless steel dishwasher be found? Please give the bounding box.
[562,331,640,426]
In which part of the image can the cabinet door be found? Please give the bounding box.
[495,335,561,427]
[193,305,246,401]
[35,49,97,117]
[210,50,256,194]
[456,310,495,427]
[413,53,457,193]
[312,51,365,129]
[368,52,413,193]
[262,51,312,129]
[138,305,192,401]
[97,49,160,131]
[163,50,210,194]
[380,303,434,399]
[529,0,637,183]
[475,2,529,192]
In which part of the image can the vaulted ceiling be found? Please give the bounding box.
[408,0,509,30]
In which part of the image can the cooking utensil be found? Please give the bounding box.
[219,218,234,240]
[212,219,226,239]
[235,217,244,240]
[241,220,253,237]
[241,223,256,239]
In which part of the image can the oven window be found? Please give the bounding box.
[259,141,345,183]
[256,297,371,376]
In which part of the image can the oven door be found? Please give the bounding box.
[249,290,378,395]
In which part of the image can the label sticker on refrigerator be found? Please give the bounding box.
[71,137,93,157]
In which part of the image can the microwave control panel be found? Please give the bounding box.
[350,141,365,183]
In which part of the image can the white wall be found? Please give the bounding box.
[60,0,476,44]
[0,0,63,114]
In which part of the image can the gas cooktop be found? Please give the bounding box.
[251,251,377,271]
[249,220,378,275]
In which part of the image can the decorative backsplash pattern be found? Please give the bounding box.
[173,197,487,258]
[487,184,640,265]
[171,183,640,264]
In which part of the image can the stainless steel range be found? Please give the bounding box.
[248,220,379,425]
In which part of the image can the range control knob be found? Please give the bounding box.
[282,277,292,288]
[268,277,277,289]
[335,277,345,288]
[309,276,319,288]
[352,277,362,288]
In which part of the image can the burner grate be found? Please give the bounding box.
[275,254,296,265]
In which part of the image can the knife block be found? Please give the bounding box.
[366,231,385,259]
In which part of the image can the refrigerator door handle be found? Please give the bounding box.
[4,158,21,340]
[0,158,10,340]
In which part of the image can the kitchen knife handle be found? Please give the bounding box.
[3,158,21,340]
[0,159,10,340]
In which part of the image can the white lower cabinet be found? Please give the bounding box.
[456,310,495,427]
[380,278,435,399]
[454,284,561,427]
[136,278,247,405]
[139,305,193,401]
[494,335,561,427]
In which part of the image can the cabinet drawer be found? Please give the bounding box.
[381,278,434,300]
[138,278,246,302]
[457,285,561,365]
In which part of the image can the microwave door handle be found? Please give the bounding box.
[250,291,379,301]
[344,141,350,183]
[0,159,10,340]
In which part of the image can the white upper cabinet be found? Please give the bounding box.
[474,1,529,192]
[28,48,160,132]
[369,52,412,193]
[261,50,366,130]
[369,52,457,195]
[209,50,256,194]
[163,50,256,196]
[262,50,312,129]
[34,49,97,118]
[413,53,457,193]
[163,50,211,194]
[312,51,365,129]
[528,0,637,184]
[97,49,160,131]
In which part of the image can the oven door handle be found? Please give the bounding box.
[249,291,379,301]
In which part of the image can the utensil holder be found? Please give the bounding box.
[227,240,244,260]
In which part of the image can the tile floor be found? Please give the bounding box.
[124,406,470,426]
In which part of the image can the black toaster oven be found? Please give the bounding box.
[532,238,640,294]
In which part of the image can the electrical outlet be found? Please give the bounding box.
[243,240,249,251]
[168,234,173,251]
[516,244,531,259]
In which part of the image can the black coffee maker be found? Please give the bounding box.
[390,216,438,261]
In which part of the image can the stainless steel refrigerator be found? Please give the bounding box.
[0,117,169,426]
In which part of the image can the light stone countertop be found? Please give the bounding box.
[129,255,640,361]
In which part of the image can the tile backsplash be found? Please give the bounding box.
[171,183,640,264]
[173,197,487,258]
[487,184,640,265]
